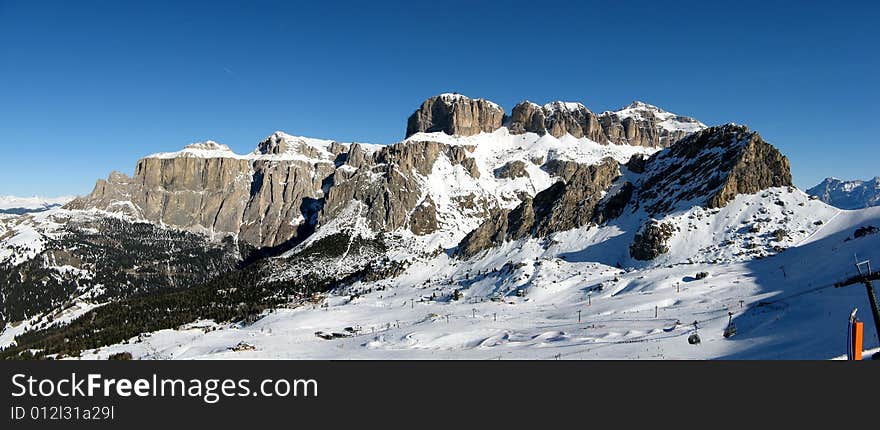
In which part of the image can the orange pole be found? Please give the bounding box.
[852,321,864,361]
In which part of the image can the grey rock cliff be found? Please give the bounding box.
[508,100,704,147]
[508,101,605,141]
[406,93,505,138]
[319,140,481,234]
[67,136,338,249]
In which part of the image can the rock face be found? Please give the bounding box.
[808,177,880,209]
[319,140,479,234]
[508,100,705,147]
[409,197,439,235]
[67,135,339,249]
[597,101,705,147]
[457,158,621,257]
[638,124,793,214]
[406,93,505,138]
[508,101,605,141]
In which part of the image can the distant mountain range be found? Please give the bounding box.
[807,177,880,209]
[0,196,74,215]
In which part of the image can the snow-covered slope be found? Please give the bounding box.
[0,209,69,266]
[808,177,880,209]
[74,191,880,360]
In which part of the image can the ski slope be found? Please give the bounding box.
[75,193,880,360]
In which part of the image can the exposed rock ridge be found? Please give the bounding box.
[318,140,480,234]
[406,93,505,138]
[67,133,342,248]
[507,100,705,147]
[638,124,793,214]
[456,124,794,259]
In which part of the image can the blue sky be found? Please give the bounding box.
[1,0,877,196]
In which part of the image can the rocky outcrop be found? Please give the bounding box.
[625,154,647,174]
[409,197,439,235]
[508,100,705,147]
[319,140,480,235]
[405,93,505,138]
[457,158,620,257]
[630,221,676,261]
[67,135,339,249]
[593,182,635,225]
[508,101,605,141]
[596,102,704,148]
[494,160,529,179]
[638,124,793,214]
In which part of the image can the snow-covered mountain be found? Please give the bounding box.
[0,195,73,215]
[808,177,880,209]
[2,94,877,360]
[69,192,880,360]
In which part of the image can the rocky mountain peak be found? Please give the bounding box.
[138,140,240,161]
[620,100,660,111]
[189,140,227,149]
[638,123,792,214]
[507,98,705,147]
[253,131,345,162]
[456,122,794,259]
[507,100,602,141]
[65,97,790,262]
[542,101,589,112]
[405,93,505,138]
[256,131,294,155]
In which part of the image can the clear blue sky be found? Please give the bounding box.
[1,0,877,196]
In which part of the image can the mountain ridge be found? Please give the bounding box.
[0,195,74,215]
[5,93,866,361]
[65,94,707,250]
[808,176,880,209]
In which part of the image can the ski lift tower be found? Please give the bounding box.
[835,259,880,360]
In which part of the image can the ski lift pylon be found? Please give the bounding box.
[723,312,737,338]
